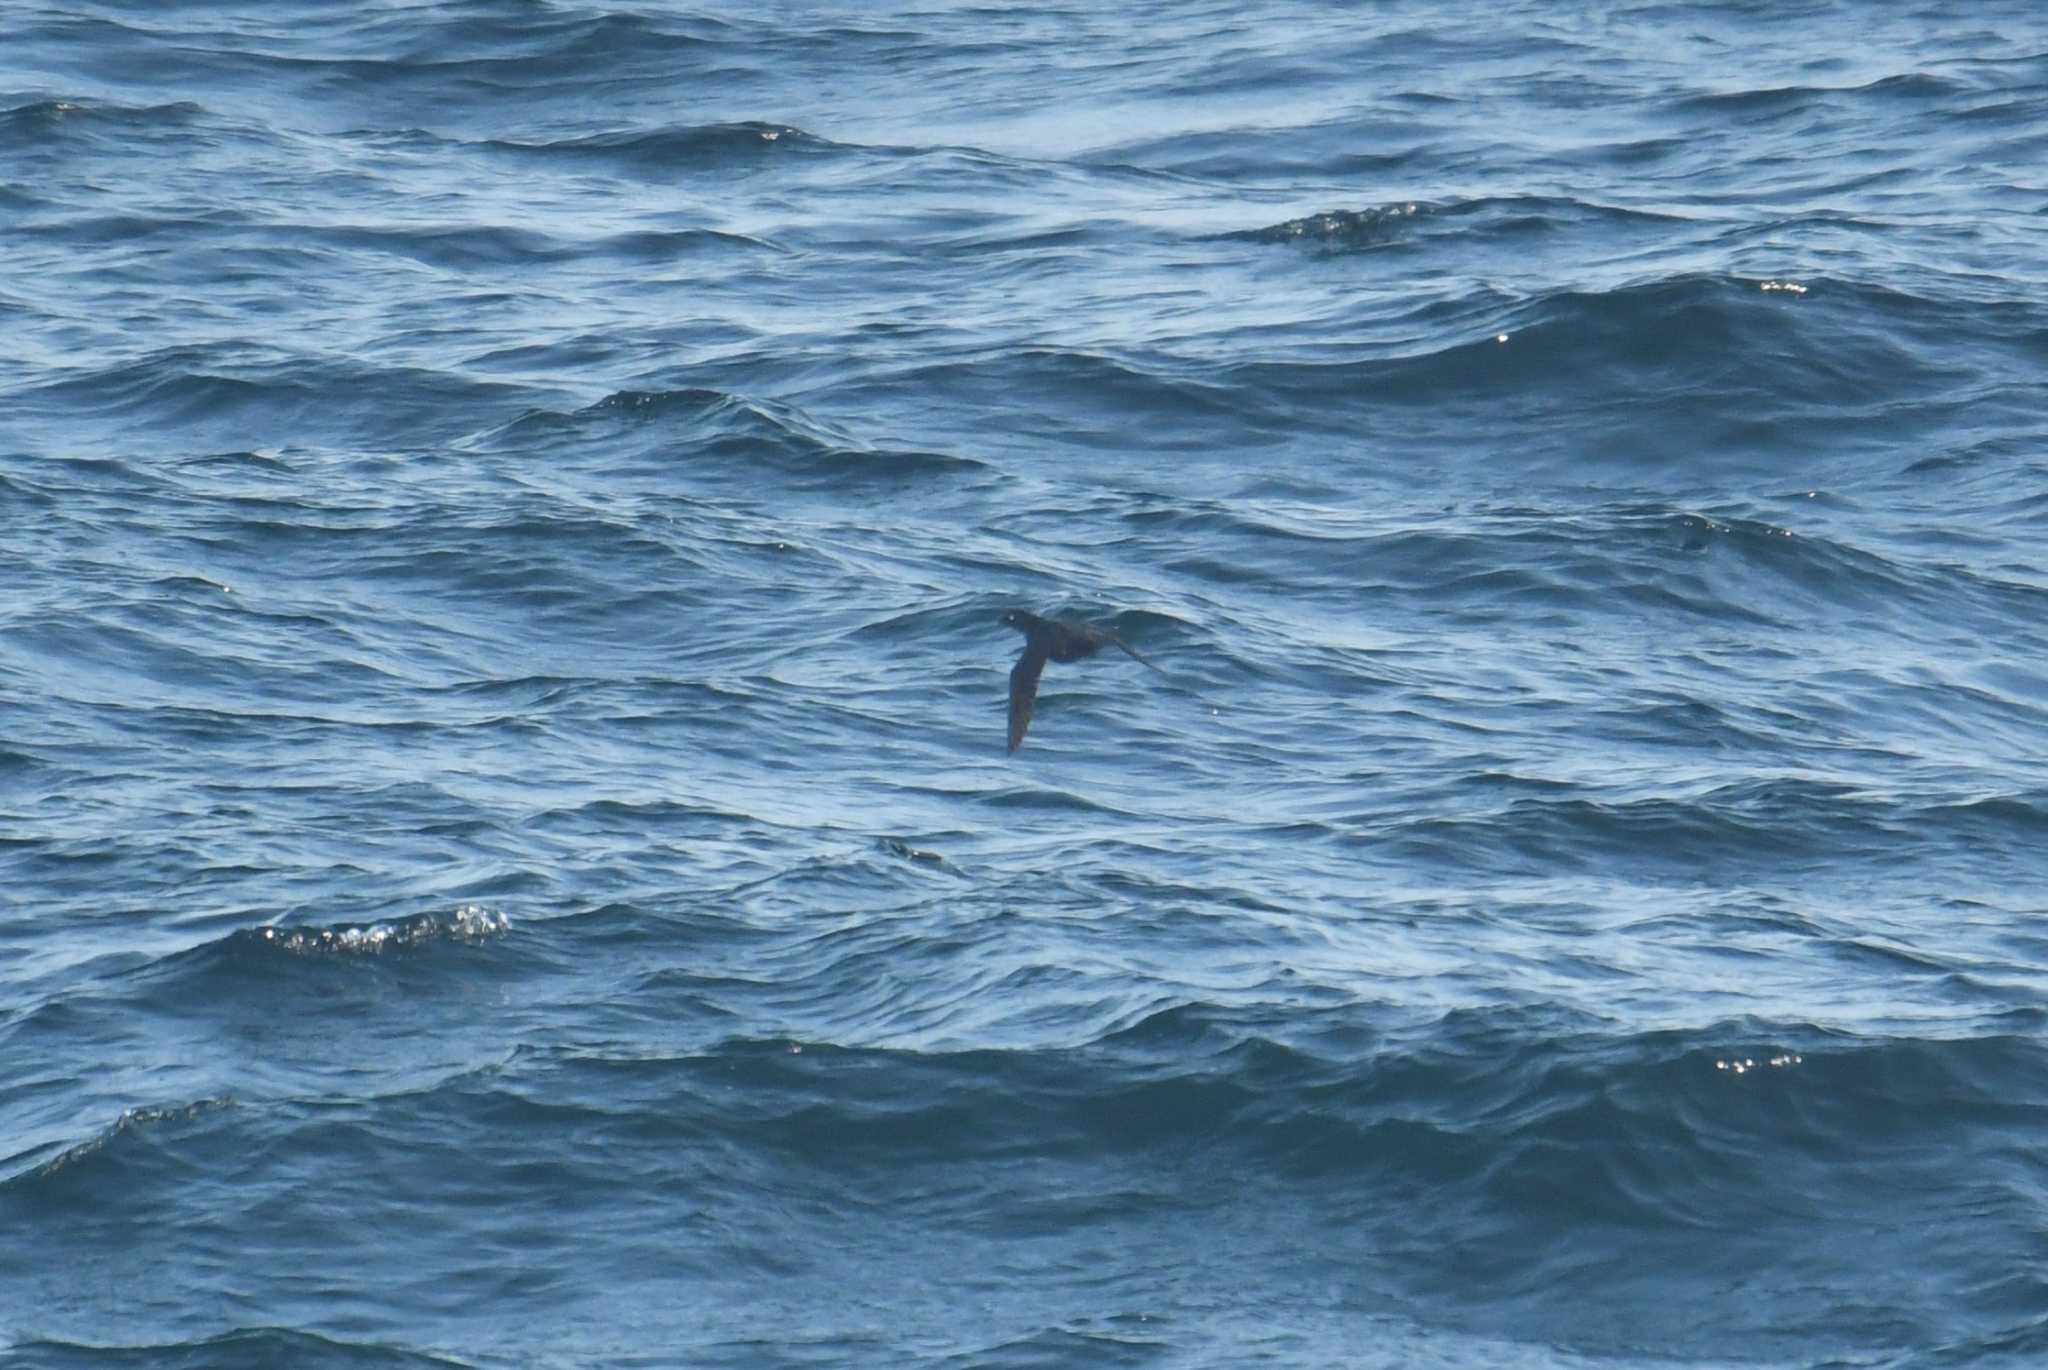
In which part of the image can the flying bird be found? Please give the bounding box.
[999,609,1162,754]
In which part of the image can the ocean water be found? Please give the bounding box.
[5,2,2048,1366]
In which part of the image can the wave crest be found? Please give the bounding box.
[246,905,510,956]
[1226,202,1425,247]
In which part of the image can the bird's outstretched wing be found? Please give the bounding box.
[1109,635,1164,673]
[1008,638,1051,753]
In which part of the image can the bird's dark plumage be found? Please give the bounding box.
[999,609,1160,753]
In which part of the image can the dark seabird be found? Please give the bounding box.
[999,609,1161,754]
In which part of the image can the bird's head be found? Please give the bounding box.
[999,609,1029,629]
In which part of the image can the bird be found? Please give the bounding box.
[999,609,1162,754]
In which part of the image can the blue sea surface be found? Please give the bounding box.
[6,3,2048,1366]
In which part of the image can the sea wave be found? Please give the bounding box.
[241,905,511,957]
[6,1328,477,1370]
[482,120,829,174]
[9,1,2048,1365]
